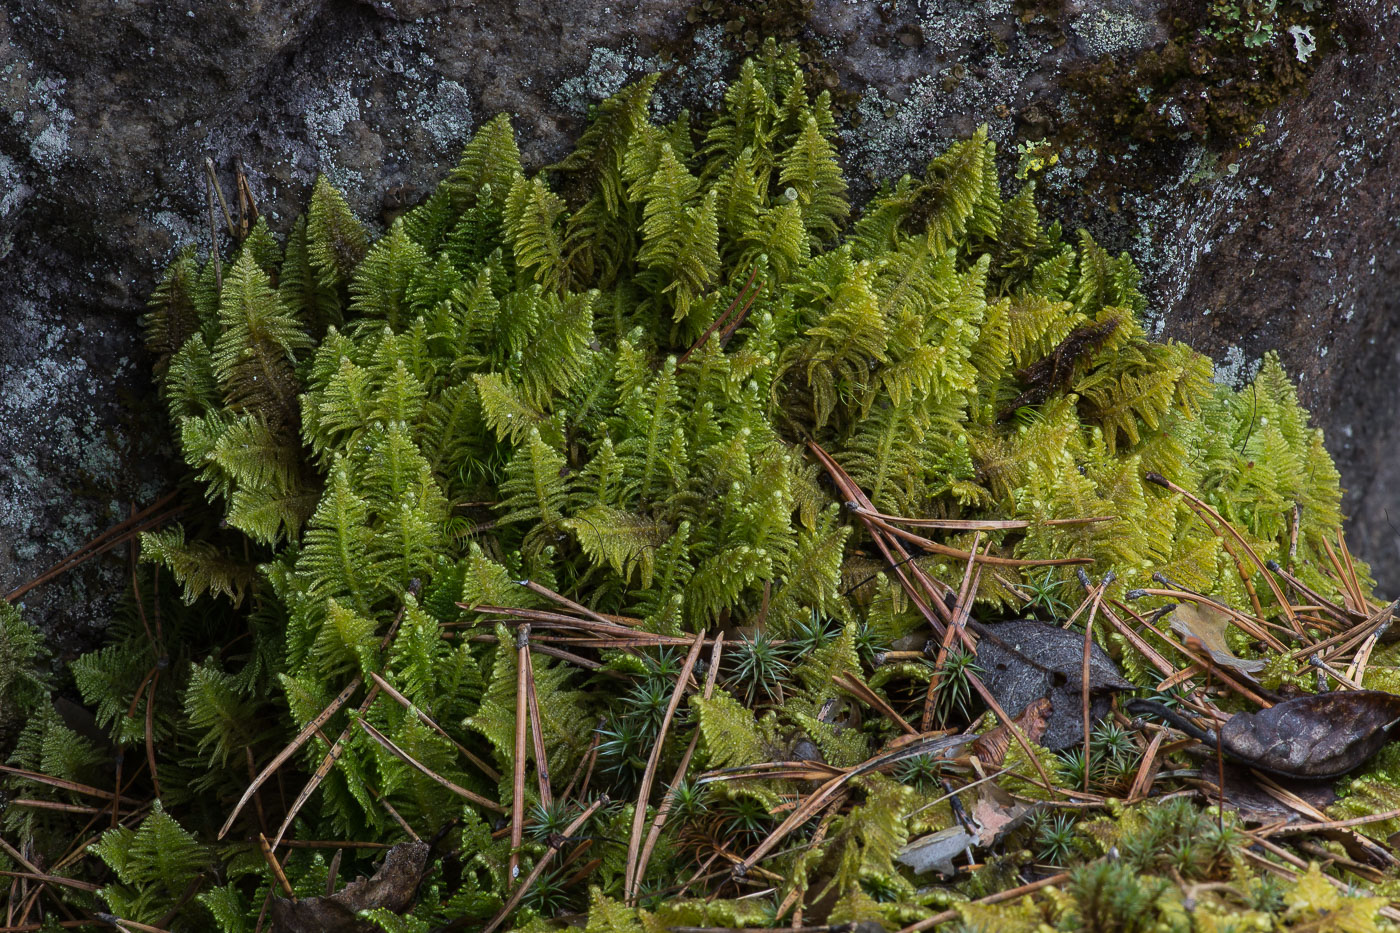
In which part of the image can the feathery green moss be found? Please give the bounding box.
[1,40,1381,932]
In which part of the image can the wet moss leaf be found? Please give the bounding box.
[1283,862,1387,932]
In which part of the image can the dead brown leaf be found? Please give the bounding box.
[972,697,1052,767]
[969,782,1034,845]
[1169,602,1265,675]
[1131,691,1400,780]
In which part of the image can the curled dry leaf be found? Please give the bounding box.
[1169,602,1266,675]
[1131,691,1400,780]
[898,784,1035,877]
[269,841,430,933]
[1219,691,1400,779]
[972,697,1053,767]
[897,825,978,876]
[968,782,1035,845]
[977,620,1132,750]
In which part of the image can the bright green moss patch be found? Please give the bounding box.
[0,41,1385,932]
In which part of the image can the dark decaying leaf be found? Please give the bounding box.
[998,318,1120,419]
[1131,691,1400,780]
[1217,691,1400,779]
[1193,761,1337,823]
[269,841,430,933]
[975,620,1132,750]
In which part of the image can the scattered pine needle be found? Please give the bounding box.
[625,630,708,903]
[483,796,608,933]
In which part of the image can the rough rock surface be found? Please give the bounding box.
[1,0,1396,647]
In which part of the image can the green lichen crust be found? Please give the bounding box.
[1,41,1383,932]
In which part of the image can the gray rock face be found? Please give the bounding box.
[2,0,1396,645]
[1151,11,1400,592]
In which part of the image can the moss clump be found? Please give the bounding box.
[0,40,1380,933]
[1059,0,1332,148]
[0,601,50,746]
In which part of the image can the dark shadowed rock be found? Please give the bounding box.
[1,0,1395,649]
